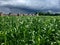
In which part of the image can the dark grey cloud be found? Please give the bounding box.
[0,0,60,14]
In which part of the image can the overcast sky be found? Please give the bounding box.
[0,0,60,13]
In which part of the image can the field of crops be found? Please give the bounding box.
[0,16,60,45]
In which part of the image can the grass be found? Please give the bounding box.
[0,16,60,45]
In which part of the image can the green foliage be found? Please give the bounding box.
[0,16,60,45]
[35,12,60,16]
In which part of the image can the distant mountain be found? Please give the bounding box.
[0,5,38,14]
[0,5,60,14]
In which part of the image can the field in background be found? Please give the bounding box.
[0,16,60,45]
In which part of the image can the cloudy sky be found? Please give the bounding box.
[0,0,60,14]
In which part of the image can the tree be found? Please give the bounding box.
[0,12,2,16]
[8,12,12,15]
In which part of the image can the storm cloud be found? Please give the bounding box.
[0,0,60,13]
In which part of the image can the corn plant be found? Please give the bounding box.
[0,16,60,45]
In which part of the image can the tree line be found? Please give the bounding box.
[35,12,60,16]
[0,12,60,16]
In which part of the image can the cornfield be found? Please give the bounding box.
[0,16,60,45]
